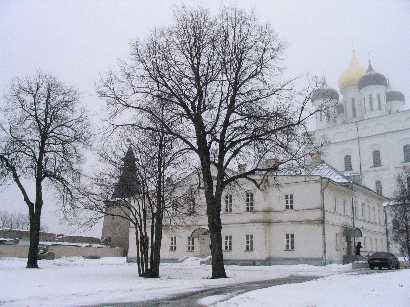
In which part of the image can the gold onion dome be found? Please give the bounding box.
[339,52,365,90]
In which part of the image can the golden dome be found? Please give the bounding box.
[339,52,365,90]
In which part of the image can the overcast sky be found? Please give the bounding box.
[0,0,409,237]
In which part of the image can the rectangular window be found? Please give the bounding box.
[246,191,254,212]
[344,155,352,171]
[286,233,295,250]
[170,236,176,252]
[361,203,365,218]
[334,198,337,213]
[285,194,294,209]
[225,194,232,213]
[187,236,195,252]
[224,235,232,252]
[245,234,254,251]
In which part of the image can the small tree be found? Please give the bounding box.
[391,169,410,259]
[0,73,90,268]
[99,7,318,278]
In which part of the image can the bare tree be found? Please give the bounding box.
[72,122,193,277]
[0,210,48,232]
[391,169,410,259]
[0,73,90,268]
[98,7,319,278]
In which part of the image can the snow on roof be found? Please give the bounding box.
[39,241,107,248]
[304,161,350,183]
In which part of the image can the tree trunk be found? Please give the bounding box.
[207,197,226,278]
[149,213,163,278]
[26,207,41,268]
[135,229,141,276]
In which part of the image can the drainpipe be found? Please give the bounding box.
[351,181,356,250]
[355,123,363,183]
[384,206,390,252]
[320,177,327,265]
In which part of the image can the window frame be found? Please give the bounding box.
[403,145,410,163]
[245,234,254,252]
[224,235,232,252]
[377,94,382,110]
[375,180,382,195]
[170,236,177,252]
[369,94,373,111]
[245,191,254,212]
[187,236,195,252]
[285,233,295,251]
[224,194,233,213]
[285,193,294,209]
[372,150,381,167]
[344,155,352,171]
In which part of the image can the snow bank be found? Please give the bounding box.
[216,270,410,307]
[0,257,349,307]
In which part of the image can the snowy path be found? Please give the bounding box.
[100,275,318,307]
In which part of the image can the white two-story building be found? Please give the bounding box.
[128,161,387,265]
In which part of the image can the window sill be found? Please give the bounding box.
[244,250,254,252]
[224,250,232,253]
[284,249,295,252]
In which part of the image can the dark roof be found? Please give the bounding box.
[311,88,339,101]
[112,147,140,199]
[386,90,405,102]
[358,62,388,90]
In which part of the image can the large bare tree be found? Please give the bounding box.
[98,7,318,278]
[0,73,90,268]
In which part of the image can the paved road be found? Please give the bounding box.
[95,275,318,307]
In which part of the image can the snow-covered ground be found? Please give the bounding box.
[215,269,410,307]
[0,257,349,307]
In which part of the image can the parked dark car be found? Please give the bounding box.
[368,252,400,270]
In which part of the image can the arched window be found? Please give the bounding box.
[403,145,410,162]
[372,150,381,167]
[369,94,373,111]
[351,98,356,118]
[377,94,382,110]
[375,181,382,195]
[344,155,352,171]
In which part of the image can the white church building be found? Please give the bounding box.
[312,53,409,199]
